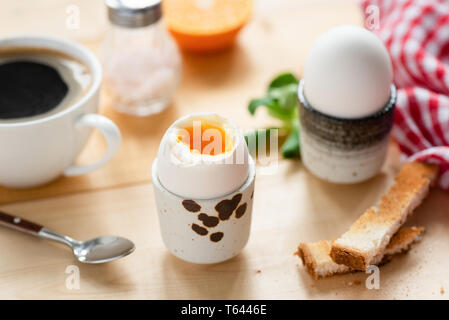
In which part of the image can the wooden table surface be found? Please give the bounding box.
[1,0,449,300]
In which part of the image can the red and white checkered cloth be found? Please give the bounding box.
[362,0,449,190]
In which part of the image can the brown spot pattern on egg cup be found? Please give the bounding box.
[198,213,219,228]
[210,232,224,242]
[192,223,208,236]
[215,193,242,220]
[182,200,201,212]
[185,191,251,243]
[235,203,247,218]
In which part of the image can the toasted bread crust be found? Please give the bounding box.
[380,226,424,264]
[330,162,438,271]
[329,244,367,271]
[297,240,350,280]
[385,226,424,251]
[297,243,319,280]
[298,226,424,279]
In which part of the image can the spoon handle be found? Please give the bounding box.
[0,211,43,235]
[0,211,79,248]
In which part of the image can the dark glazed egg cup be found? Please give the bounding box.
[151,157,256,264]
[297,79,396,183]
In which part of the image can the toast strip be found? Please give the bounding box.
[297,226,424,279]
[330,162,438,271]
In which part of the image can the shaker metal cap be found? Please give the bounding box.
[106,0,162,28]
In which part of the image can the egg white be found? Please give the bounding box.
[156,112,250,199]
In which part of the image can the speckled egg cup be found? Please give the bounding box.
[152,157,256,264]
[297,79,396,184]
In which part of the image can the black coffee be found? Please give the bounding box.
[0,61,68,119]
[0,48,92,121]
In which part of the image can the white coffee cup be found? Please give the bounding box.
[0,35,121,188]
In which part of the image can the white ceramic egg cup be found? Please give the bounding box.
[152,157,256,264]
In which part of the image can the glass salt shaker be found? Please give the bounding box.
[103,0,181,116]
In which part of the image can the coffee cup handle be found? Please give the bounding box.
[63,114,122,177]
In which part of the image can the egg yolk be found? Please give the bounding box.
[177,122,232,155]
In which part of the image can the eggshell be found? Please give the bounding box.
[303,25,393,119]
[156,112,249,199]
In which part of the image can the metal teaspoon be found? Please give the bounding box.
[0,211,135,264]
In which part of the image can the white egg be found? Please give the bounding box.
[303,25,393,119]
[156,112,249,199]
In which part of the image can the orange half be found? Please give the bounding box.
[163,0,252,53]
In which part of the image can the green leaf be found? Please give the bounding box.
[269,84,298,111]
[246,72,301,160]
[248,97,275,115]
[249,97,293,122]
[281,126,300,158]
[266,105,294,122]
[244,128,274,154]
[282,90,298,111]
[268,73,299,89]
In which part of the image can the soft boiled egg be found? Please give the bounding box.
[303,25,393,119]
[156,113,249,199]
